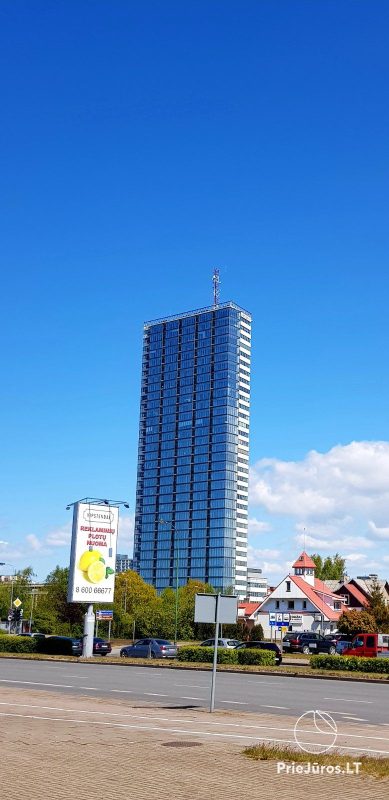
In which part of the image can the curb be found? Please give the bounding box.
[0,653,388,684]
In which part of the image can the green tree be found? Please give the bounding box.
[0,567,35,628]
[337,609,378,636]
[34,566,85,635]
[178,580,214,641]
[113,570,162,638]
[367,578,389,632]
[248,623,264,641]
[311,553,346,580]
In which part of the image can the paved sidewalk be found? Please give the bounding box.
[1,687,388,799]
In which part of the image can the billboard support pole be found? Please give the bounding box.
[82,604,95,658]
[210,593,220,713]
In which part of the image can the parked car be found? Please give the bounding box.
[308,637,338,655]
[234,641,282,665]
[324,633,353,643]
[336,640,352,655]
[282,632,327,654]
[18,632,46,639]
[120,638,178,659]
[200,638,241,649]
[341,633,389,658]
[36,636,83,656]
[92,637,112,656]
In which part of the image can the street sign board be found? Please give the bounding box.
[194,593,238,624]
[96,610,113,621]
[269,613,276,622]
[13,598,22,608]
[67,502,119,603]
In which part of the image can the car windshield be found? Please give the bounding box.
[155,639,172,645]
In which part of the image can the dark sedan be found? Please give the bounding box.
[93,637,112,656]
[234,641,282,665]
[120,638,178,659]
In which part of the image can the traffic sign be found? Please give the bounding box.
[13,598,22,608]
[96,610,113,621]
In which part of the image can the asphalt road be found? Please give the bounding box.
[0,658,388,726]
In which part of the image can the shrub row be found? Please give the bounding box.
[0,636,38,653]
[178,646,275,666]
[311,654,389,674]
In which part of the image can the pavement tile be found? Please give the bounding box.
[1,687,388,800]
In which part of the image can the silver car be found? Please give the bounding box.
[200,638,241,649]
[120,638,178,658]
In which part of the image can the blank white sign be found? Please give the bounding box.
[194,593,238,624]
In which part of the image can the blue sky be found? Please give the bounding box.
[1,1,389,582]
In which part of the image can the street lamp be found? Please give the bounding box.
[159,519,180,645]
[0,563,17,632]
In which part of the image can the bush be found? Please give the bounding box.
[311,654,389,674]
[247,624,264,641]
[177,646,238,664]
[0,635,37,653]
[237,648,275,666]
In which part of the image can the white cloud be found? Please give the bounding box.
[26,534,43,551]
[248,517,272,535]
[45,523,71,547]
[295,532,373,551]
[343,553,368,564]
[249,441,389,519]
[248,545,281,561]
[368,521,389,540]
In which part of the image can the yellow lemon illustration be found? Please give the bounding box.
[78,550,102,572]
[86,560,106,584]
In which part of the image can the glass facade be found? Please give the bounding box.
[133,302,251,595]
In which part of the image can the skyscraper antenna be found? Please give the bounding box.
[213,268,220,306]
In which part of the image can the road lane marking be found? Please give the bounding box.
[174,684,208,689]
[78,686,104,691]
[324,697,373,703]
[342,717,369,722]
[179,696,204,701]
[220,701,248,705]
[0,711,388,754]
[261,705,289,710]
[0,703,387,742]
[143,693,169,697]
[0,680,74,688]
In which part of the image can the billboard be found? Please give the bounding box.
[67,502,119,603]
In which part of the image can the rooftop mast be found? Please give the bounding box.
[212,268,220,306]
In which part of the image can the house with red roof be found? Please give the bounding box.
[254,552,345,638]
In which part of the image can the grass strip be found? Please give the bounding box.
[0,651,389,681]
[243,743,389,780]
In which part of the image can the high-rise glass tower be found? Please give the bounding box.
[133,301,251,597]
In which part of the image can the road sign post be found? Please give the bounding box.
[194,593,238,713]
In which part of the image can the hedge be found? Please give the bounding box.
[177,646,276,666]
[311,654,389,674]
[0,635,38,653]
[237,648,275,666]
[178,646,238,664]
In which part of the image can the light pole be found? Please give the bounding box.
[29,588,38,632]
[0,563,16,632]
[159,519,180,645]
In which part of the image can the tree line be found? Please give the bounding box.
[0,567,256,641]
